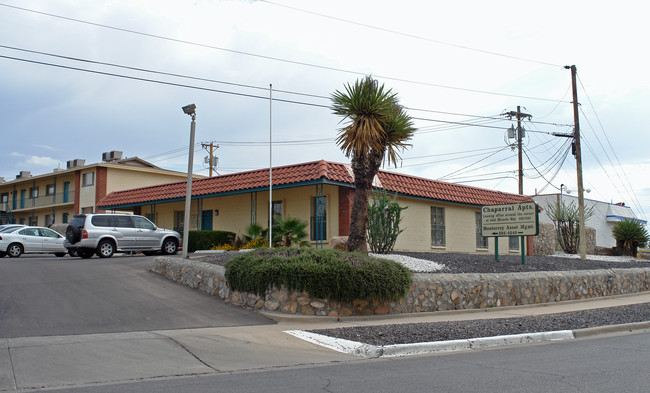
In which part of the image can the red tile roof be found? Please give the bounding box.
[97,160,532,209]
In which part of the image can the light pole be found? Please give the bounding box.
[181,104,196,259]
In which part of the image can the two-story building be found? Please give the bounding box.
[0,151,201,227]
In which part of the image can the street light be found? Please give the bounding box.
[181,104,196,259]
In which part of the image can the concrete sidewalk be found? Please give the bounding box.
[2,292,650,391]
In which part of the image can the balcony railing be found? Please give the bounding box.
[3,189,76,211]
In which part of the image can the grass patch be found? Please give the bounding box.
[224,248,412,302]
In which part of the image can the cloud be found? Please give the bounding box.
[25,155,60,168]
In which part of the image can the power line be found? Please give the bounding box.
[260,0,563,68]
[0,3,570,103]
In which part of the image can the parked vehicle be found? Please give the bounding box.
[0,226,67,258]
[64,214,181,259]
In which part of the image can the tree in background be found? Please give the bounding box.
[331,76,414,252]
[366,190,407,254]
[546,199,594,254]
[612,219,648,257]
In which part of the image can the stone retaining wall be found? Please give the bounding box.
[152,257,650,317]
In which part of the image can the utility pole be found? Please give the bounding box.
[201,142,219,177]
[504,106,532,195]
[566,65,586,260]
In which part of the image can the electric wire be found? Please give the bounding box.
[0,3,570,103]
[259,0,563,68]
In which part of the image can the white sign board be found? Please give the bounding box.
[481,202,539,237]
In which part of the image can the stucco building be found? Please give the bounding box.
[97,160,533,255]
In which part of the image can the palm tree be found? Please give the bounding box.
[331,76,415,252]
[272,216,309,247]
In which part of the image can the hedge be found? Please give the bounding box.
[224,248,412,302]
[187,230,236,252]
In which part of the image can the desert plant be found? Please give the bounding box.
[331,76,415,252]
[271,216,309,247]
[242,223,268,243]
[224,248,412,302]
[612,219,649,257]
[366,189,407,254]
[546,199,594,254]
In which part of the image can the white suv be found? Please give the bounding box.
[65,214,181,258]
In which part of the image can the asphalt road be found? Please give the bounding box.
[0,254,272,338]
[40,331,650,393]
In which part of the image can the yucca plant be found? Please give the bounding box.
[612,219,649,257]
[331,76,415,253]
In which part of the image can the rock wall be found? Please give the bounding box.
[151,257,650,317]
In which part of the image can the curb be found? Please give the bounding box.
[285,329,575,358]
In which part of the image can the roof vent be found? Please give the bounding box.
[67,159,86,169]
[102,151,123,162]
[16,171,31,179]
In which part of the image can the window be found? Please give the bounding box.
[271,200,283,225]
[475,212,488,249]
[62,213,69,224]
[509,236,520,250]
[310,196,327,241]
[45,214,54,226]
[431,207,445,247]
[0,193,7,203]
[82,172,95,186]
[46,184,55,196]
[30,187,39,199]
[81,207,93,214]
[174,210,184,234]
[39,228,61,238]
[133,216,155,230]
[113,216,134,228]
[29,216,38,226]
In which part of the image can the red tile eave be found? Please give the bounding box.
[98,159,532,208]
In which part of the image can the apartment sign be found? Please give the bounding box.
[481,202,539,237]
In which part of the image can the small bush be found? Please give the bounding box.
[224,248,412,302]
[612,219,649,256]
[187,230,236,252]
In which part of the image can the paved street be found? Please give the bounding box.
[31,331,650,393]
[0,254,272,338]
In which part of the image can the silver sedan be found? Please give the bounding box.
[0,226,67,258]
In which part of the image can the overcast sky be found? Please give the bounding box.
[1,0,648,221]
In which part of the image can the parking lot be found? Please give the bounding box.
[0,254,272,338]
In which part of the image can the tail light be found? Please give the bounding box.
[82,230,88,239]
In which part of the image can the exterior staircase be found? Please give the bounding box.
[0,211,15,225]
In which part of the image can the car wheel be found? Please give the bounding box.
[54,252,66,257]
[7,243,23,258]
[162,238,178,255]
[65,225,82,244]
[79,249,94,259]
[142,251,157,256]
[96,240,115,258]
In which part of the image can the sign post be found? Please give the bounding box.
[481,202,539,264]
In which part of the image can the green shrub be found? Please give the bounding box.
[367,189,407,254]
[224,248,412,302]
[612,219,649,256]
[187,230,236,252]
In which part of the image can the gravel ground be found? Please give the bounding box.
[196,251,650,345]
[195,250,650,274]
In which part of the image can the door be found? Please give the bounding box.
[110,215,137,249]
[201,210,213,231]
[17,227,43,252]
[132,216,159,248]
[63,182,70,203]
[39,228,65,252]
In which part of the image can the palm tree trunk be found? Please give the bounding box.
[347,151,383,253]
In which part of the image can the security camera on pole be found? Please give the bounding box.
[181,104,196,259]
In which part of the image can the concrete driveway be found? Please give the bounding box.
[0,254,272,338]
